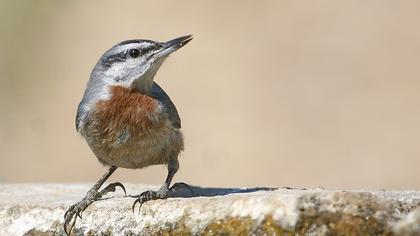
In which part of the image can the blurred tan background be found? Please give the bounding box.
[0,1,419,190]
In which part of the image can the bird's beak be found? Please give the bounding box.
[152,35,193,59]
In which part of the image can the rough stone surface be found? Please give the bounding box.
[0,183,419,235]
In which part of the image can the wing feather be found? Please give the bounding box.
[150,82,181,129]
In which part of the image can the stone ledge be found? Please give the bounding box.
[0,184,419,235]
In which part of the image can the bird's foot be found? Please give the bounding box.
[63,182,126,235]
[131,182,195,213]
[131,185,169,213]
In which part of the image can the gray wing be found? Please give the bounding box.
[151,82,181,129]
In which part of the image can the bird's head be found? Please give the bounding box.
[90,35,192,95]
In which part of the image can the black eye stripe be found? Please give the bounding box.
[126,46,156,58]
[101,44,158,68]
[142,46,155,54]
[102,51,126,67]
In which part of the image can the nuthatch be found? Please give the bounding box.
[64,35,193,234]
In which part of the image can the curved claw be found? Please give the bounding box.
[101,182,127,196]
[69,217,76,235]
[77,210,83,219]
[112,182,127,196]
[132,197,144,213]
[63,208,70,221]
[63,199,94,235]
[131,191,152,213]
[132,198,138,213]
[64,210,77,236]
[64,221,70,235]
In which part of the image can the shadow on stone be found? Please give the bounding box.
[167,184,289,198]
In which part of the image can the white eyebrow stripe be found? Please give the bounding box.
[112,42,153,55]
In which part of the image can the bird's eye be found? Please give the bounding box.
[129,48,141,58]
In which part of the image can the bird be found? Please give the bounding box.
[64,35,193,234]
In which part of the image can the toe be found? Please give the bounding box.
[132,193,149,213]
[132,198,143,213]
[131,189,167,213]
[63,197,95,235]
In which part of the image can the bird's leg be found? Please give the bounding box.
[131,159,178,212]
[132,158,194,212]
[64,166,125,235]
